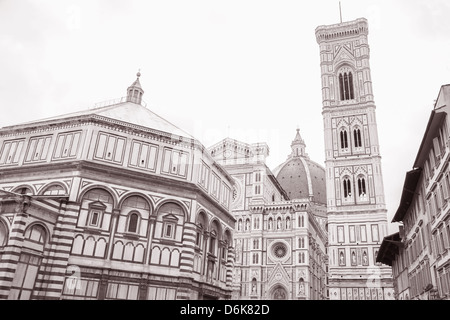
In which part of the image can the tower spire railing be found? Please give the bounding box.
[92,96,147,109]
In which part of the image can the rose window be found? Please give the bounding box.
[272,243,287,259]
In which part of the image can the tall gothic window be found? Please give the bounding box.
[358,177,367,196]
[340,130,348,149]
[354,128,362,148]
[343,177,352,198]
[339,71,354,101]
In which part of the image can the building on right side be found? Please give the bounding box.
[378,84,450,300]
[315,18,394,300]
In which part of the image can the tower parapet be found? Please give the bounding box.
[315,18,368,43]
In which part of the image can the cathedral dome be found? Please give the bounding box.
[273,129,326,204]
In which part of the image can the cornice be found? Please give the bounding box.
[315,18,369,43]
[0,116,198,151]
[322,101,376,115]
[0,160,235,223]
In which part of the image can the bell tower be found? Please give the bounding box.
[315,18,394,300]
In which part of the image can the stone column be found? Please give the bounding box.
[32,200,81,300]
[226,246,235,286]
[201,231,210,278]
[0,195,30,300]
[97,270,109,300]
[138,273,148,300]
[106,208,121,260]
[145,216,157,265]
[179,221,196,274]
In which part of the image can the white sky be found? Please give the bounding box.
[1,0,450,234]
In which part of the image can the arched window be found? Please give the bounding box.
[344,73,350,99]
[0,221,8,247]
[42,184,66,195]
[83,188,114,204]
[221,243,227,260]
[358,177,367,197]
[196,223,203,247]
[340,130,348,149]
[353,128,362,148]
[24,224,46,244]
[349,72,354,99]
[121,195,150,235]
[223,230,232,262]
[339,71,354,101]
[127,212,139,233]
[299,252,305,263]
[196,212,207,248]
[245,218,250,231]
[298,237,305,248]
[253,239,258,249]
[343,177,352,198]
[14,187,33,195]
[238,219,242,231]
[122,196,150,211]
[298,215,304,228]
[253,217,259,229]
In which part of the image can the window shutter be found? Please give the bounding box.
[433,137,441,158]
[431,235,436,257]
[430,149,436,168]
[444,176,450,199]
[424,160,430,180]
[437,185,443,209]
[444,225,450,249]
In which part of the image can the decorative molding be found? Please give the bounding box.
[112,187,128,197]
[81,180,93,189]
[150,195,163,204]
[33,183,45,193]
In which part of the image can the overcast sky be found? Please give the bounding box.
[1,0,450,233]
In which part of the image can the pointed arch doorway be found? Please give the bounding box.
[270,285,288,300]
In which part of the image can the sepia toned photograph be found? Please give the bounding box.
[0,0,449,308]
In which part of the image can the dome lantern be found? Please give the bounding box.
[126,71,144,105]
[290,128,308,158]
